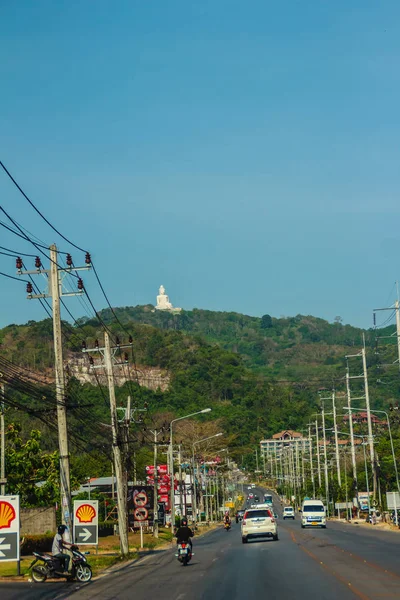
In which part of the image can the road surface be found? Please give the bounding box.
[2,488,400,600]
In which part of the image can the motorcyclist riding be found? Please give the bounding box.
[224,511,231,526]
[52,525,74,572]
[175,517,194,550]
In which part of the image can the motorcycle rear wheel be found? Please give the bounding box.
[32,565,48,583]
[75,564,92,583]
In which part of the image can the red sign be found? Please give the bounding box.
[159,494,169,504]
[159,485,170,494]
[158,464,168,474]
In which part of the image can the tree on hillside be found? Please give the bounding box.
[261,314,273,329]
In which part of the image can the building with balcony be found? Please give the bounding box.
[260,429,310,458]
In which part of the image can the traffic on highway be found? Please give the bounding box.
[3,487,400,600]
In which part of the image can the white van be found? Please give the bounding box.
[301,499,326,528]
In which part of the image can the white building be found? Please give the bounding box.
[260,429,310,459]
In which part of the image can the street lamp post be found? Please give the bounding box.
[169,409,211,528]
[192,433,223,524]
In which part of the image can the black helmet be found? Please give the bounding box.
[181,517,188,526]
[58,524,67,535]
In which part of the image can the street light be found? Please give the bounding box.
[342,406,400,497]
[169,409,212,527]
[192,433,223,523]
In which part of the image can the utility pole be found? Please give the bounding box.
[345,368,358,500]
[1,383,5,495]
[148,427,163,539]
[84,333,132,557]
[321,402,330,516]
[373,283,400,372]
[361,336,377,500]
[18,245,91,526]
[315,419,322,489]
[332,391,341,488]
[308,425,315,498]
[104,333,129,556]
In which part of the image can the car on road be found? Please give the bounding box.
[251,483,256,488]
[247,486,251,490]
[301,499,326,528]
[248,493,254,500]
[236,510,245,523]
[241,508,278,543]
[283,507,295,520]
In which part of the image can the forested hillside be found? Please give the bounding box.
[1,305,399,487]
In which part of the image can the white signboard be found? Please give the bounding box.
[0,495,20,562]
[73,500,99,545]
[386,492,400,510]
[335,502,353,510]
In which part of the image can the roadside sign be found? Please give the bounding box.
[134,507,148,521]
[225,502,235,508]
[73,500,98,545]
[387,492,400,510]
[0,495,20,562]
[134,491,148,507]
[335,502,353,510]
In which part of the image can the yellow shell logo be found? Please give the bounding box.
[76,504,96,523]
[0,501,16,529]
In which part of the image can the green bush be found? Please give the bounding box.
[21,534,53,556]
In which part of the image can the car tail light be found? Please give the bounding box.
[242,519,246,525]
[270,518,275,523]
[181,543,186,548]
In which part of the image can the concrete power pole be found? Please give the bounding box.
[49,245,70,526]
[321,403,330,516]
[18,245,91,526]
[104,332,129,557]
[308,425,315,498]
[332,391,342,488]
[315,419,322,489]
[1,383,5,495]
[362,336,377,501]
[345,368,358,501]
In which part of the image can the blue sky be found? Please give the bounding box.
[1,0,400,329]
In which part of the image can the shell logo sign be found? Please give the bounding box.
[75,503,96,523]
[0,501,16,530]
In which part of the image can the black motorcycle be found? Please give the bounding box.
[30,545,92,583]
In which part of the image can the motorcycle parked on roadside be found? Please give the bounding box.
[176,542,192,566]
[30,544,92,583]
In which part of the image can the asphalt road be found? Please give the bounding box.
[3,487,400,600]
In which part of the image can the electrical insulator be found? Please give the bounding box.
[124,352,129,363]
[16,257,23,270]
[26,282,33,294]
[116,337,121,346]
[85,252,91,265]
[77,278,84,290]
[95,339,99,348]
[66,254,73,266]
[129,335,133,344]
[82,340,87,351]
[35,256,42,269]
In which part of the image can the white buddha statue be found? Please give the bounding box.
[155,285,182,312]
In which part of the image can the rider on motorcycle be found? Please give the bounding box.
[175,517,194,550]
[52,524,74,572]
[224,511,231,526]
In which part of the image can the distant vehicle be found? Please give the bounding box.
[241,508,278,544]
[301,500,326,528]
[254,495,259,502]
[247,486,252,490]
[251,483,256,489]
[283,507,295,520]
[248,493,254,500]
[264,493,273,506]
[236,510,245,523]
